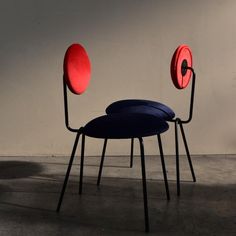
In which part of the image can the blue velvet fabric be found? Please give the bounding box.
[106,99,175,121]
[83,113,169,139]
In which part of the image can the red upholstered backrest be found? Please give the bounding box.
[170,45,193,89]
[64,44,91,94]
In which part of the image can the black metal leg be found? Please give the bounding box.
[79,134,85,195]
[130,138,134,168]
[157,134,170,201]
[138,137,149,232]
[175,120,180,196]
[179,122,196,182]
[57,132,80,212]
[97,139,108,186]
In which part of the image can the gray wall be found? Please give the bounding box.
[0,0,236,156]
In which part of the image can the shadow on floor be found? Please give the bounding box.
[0,161,44,179]
[0,175,235,235]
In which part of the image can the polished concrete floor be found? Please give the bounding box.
[0,154,235,236]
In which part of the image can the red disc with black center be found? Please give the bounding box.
[170,45,193,89]
[64,43,91,94]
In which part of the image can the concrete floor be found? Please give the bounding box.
[0,154,235,236]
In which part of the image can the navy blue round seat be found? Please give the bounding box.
[84,113,169,139]
[106,99,175,121]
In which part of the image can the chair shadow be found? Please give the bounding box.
[0,175,235,235]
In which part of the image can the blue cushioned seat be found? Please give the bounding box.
[106,99,175,121]
[84,113,169,139]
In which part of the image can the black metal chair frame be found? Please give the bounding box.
[98,66,196,196]
[56,76,170,232]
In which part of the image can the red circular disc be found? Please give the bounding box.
[64,43,91,94]
[170,45,193,89]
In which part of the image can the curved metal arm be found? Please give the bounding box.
[63,75,82,132]
[171,67,196,124]
[181,67,196,124]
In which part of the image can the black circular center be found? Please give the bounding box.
[181,59,188,76]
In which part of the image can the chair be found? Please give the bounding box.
[99,45,196,196]
[56,43,171,232]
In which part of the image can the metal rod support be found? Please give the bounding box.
[139,137,149,232]
[182,68,196,124]
[175,119,180,196]
[157,134,170,200]
[130,138,134,168]
[79,134,85,195]
[179,122,196,182]
[63,76,81,132]
[57,132,80,212]
[97,139,108,186]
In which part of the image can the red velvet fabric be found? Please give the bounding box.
[170,45,192,89]
[64,44,91,94]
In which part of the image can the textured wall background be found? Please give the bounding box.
[0,0,236,156]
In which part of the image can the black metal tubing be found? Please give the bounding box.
[169,67,196,195]
[138,137,149,233]
[97,139,108,186]
[79,134,85,195]
[157,134,170,201]
[170,67,196,125]
[130,138,134,168]
[175,119,180,196]
[63,76,81,133]
[97,137,133,186]
[57,132,81,212]
[180,67,196,124]
[179,122,196,182]
[57,77,86,211]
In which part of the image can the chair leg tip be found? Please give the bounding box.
[177,189,180,196]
